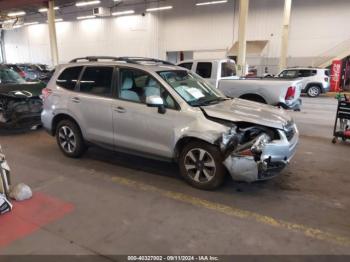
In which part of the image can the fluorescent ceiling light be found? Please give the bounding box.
[77,15,96,20]
[76,0,100,7]
[8,11,26,17]
[112,10,135,16]
[24,22,39,26]
[38,7,59,12]
[113,0,122,2]
[146,6,173,12]
[47,18,63,22]
[196,0,228,6]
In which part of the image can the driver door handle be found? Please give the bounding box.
[114,106,126,113]
[71,97,80,103]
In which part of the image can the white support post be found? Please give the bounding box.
[47,0,59,66]
[279,0,292,71]
[237,0,249,77]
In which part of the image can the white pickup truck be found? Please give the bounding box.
[178,59,302,111]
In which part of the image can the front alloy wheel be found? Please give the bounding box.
[184,148,216,183]
[179,141,226,190]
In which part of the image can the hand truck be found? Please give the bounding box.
[332,94,350,144]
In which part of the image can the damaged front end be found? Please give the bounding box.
[0,91,43,129]
[219,122,298,182]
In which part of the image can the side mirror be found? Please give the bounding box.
[146,96,166,114]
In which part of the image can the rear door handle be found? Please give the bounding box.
[114,106,126,113]
[71,97,80,103]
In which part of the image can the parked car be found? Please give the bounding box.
[42,56,299,190]
[3,64,26,79]
[276,67,330,97]
[178,59,302,111]
[0,65,45,129]
[17,63,52,82]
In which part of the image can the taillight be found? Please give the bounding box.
[41,88,52,100]
[285,86,296,101]
[325,77,329,82]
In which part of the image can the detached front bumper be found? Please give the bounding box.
[224,125,299,182]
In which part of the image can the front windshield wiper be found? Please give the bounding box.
[191,97,230,107]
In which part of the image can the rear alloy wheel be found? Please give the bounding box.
[56,120,86,158]
[307,86,321,97]
[179,142,226,190]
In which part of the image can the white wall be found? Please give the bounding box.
[4,13,160,64]
[3,0,350,71]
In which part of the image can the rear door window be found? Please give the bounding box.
[196,62,212,78]
[178,63,193,70]
[56,66,83,90]
[299,70,313,77]
[280,70,298,78]
[79,67,113,97]
[221,62,236,77]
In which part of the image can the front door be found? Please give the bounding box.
[112,67,180,159]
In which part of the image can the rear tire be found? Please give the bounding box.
[179,141,226,190]
[56,119,86,158]
[307,86,321,97]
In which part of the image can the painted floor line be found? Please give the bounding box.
[111,176,350,247]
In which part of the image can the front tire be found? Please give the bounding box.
[179,141,226,190]
[56,119,86,158]
[307,86,321,97]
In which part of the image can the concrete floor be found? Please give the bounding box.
[0,96,350,256]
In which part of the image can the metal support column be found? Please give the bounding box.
[47,0,59,65]
[279,0,292,71]
[237,0,249,77]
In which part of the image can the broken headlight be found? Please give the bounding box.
[251,133,271,154]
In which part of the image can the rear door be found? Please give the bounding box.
[70,66,115,146]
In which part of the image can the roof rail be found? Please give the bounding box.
[69,56,175,65]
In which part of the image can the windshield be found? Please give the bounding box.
[158,70,228,107]
[221,62,237,77]
[0,68,25,84]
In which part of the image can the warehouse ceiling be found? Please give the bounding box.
[0,0,168,26]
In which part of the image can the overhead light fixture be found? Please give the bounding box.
[77,15,96,20]
[146,6,173,12]
[38,7,59,12]
[113,0,122,2]
[47,18,63,22]
[112,10,135,16]
[24,21,39,26]
[76,0,101,7]
[8,11,26,17]
[196,0,228,6]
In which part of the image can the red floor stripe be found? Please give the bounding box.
[0,192,74,248]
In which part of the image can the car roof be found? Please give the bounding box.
[285,67,327,71]
[178,58,235,64]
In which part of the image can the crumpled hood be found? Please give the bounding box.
[201,98,293,130]
[0,82,45,98]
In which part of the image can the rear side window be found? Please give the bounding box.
[221,62,236,77]
[178,63,193,70]
[280,70,298,78]
[79,67,113,97]
[56,66,83,90]
[299,70,316,77]
[196,62,212,78]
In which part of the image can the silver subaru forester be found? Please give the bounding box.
[41,57,298,190]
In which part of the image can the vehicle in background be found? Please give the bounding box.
[42,56,298,190]
[178,59,302,111]
[3,64,26,79]
[275,68,330,97]
[0,65,45,129]
[17,63,52,82]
